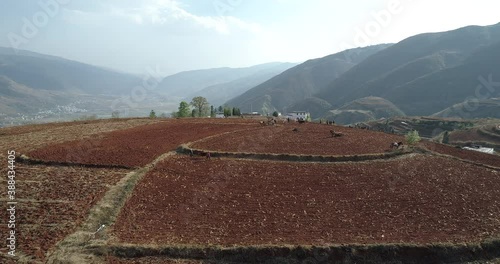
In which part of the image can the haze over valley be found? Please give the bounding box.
[0,1,499,127]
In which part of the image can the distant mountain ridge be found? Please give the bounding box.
[0,47,141,96]
[316,23,500,118]
[0,47,298,126]
[3,22,500,126]
[226,44,392,114]
[228,22,500,124]
[185,62,297,106]
[156,62,297,100]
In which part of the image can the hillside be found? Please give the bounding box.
[0,47,141,95]
[0,47,169,126]
[387,41,500,115]
[445,123,500,151]
[0,74,134,127]
[316,23,500,119]
[226,44,391,114]
[186,62,296,106]
[0,75,64,115]
[323,96,405,124]
[156,62,296,100]
[286,97,332,118]
[433,98,500,119]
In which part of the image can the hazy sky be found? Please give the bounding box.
[0,0,499,76]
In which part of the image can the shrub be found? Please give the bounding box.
[149,110,157,119]
[406,130,421,145]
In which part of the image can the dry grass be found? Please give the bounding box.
[178,144,413,163]
[46,152,177,264]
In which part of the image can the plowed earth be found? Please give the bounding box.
[421,141,500,168]
[191,123,405,156]
[27,119,257,168]
[0,165,127,262]
[114,155,500,245]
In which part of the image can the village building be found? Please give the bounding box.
[286,111,310,121]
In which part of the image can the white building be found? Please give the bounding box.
[286,111,310,121]
[462,146,495,155]
[215,112,225,118]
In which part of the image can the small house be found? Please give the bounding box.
[462,145,495,155]
[241,112,261,118]
[286,111,310,121]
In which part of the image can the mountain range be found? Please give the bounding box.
[230,22,500,124]
[226,44,391,114]
[158,62,297,106]
[0,47,294,126]
[1,22,500,126]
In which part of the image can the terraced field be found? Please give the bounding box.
[114,155,500,245]
[26,119,257,168]
[191,123,404,156]
[1,118,499,263]
[0,164,128,263]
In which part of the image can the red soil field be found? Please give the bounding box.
[0,164,128,262]
[421,141,500,168]
[0,118,161,164]
[114,155,500,246]
[27,119,257,168]
[0,118,149,137]
[191,123,405,156]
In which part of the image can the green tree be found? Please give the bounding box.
[177,101,191,118]
[272,111,279,117]
[149,110,157,119]
[190,96,209,117]
[218,105,223,112]
[223,107,232,117]
[210,105,215,118]
[406,130,421,146]
[191,109,197,117]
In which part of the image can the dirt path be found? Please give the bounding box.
[45,152,177,264]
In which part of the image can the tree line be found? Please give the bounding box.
[172,96,241,118]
